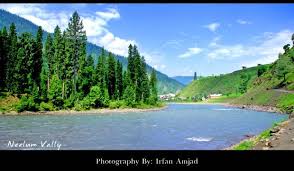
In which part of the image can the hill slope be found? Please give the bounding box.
[0,9,183,94]
[232,45,294,114]
[178,66,261,99]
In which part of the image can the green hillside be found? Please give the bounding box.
[178,65,263,100]
[0,9,183,94]
[232,43,294,114]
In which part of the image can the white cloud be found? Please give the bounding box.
[178,46,203,58]
[96,8,120,21]
[204,22,220,32]
[207,44,246,60]
[209,36,221,47]
[0,4,138,57]
[237,19,252,25]
[241,29,293,67]
[90,30,136,56]
[205,30,293,67]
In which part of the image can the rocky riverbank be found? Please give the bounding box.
[225,117,294,150]
[225,104,284,114]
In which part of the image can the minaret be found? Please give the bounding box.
[194,72,197,80]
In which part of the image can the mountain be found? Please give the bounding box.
[172,76,194,85]
[0,9,184,94]
[178,66,261,99]
[231,45,294,114]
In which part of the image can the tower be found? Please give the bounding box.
[194,72,197,80]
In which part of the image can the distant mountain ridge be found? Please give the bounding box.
[172,76,194,85]
[0,9,184,94]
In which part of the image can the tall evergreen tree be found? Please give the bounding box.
[107,53,116,100]
[140,56,150,102]
[65,11,86,95]
[44,34,54,91]
[32,26,43,90]
[0,27,8,90]
[6,23,18,93]
[149,68,158,104]
[53,26,62,76]
[116,60,123,100]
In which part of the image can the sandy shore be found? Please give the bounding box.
[1,105,168,116]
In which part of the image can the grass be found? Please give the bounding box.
[206,93,242,103]
[178,66,260,99]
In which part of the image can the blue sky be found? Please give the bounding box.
[0,4,294,77]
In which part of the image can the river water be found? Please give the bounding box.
[0,104,287,150]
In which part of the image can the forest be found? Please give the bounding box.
[0,11,159,112]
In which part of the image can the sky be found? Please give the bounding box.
[0,3,294,77]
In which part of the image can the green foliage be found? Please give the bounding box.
[109,100,124,109]
[16,95,39,112]
[39,102,54,111]
[232,41,294,114]
[123,86,136,107]
[179,66,261,99]
[0,11,160,113]
[233,140,254,150]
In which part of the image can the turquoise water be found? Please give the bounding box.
[0,104,287,150]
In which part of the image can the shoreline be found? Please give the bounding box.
[224,118,291,150]
[167,102,229,105]
[223,103,292,150]
[224,104,285,114]
[1,105,168,116]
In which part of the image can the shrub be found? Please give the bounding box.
[16,96,39,112]
[39,102,54,111]
[109,101,124,109]
[63,94,76,109]
[74,101,84,111]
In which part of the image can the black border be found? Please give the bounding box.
[1,1,294,169]
[0,150,293,169]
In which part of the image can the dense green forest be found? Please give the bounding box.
[0,11,160,112]
[0,9,184,95]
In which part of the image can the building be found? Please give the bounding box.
[208,94,222,99]
[159,93,176,101]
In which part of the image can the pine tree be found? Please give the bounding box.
[44,34,54,91]
[140,56,150,102]
[116,60,123,100]
[6,23,18,93]
[53,26,62,76]
[79,55,94,96]
[32,26,43,90]
[149,68,158,104]
[107,53,116,100]
[0,27,8,90]
[65,11,86,95]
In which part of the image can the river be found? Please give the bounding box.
[0,104,287,150]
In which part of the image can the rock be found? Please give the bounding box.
[270,127,280,134]
[262,147,269,150]
[244,134,253,138]
[291,138,294,142]
[241,105,246,109]
[265,142,273,147]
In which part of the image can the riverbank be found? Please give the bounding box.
[225,117,294,150]
[1,105,167,116]
[225,104,285,114]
